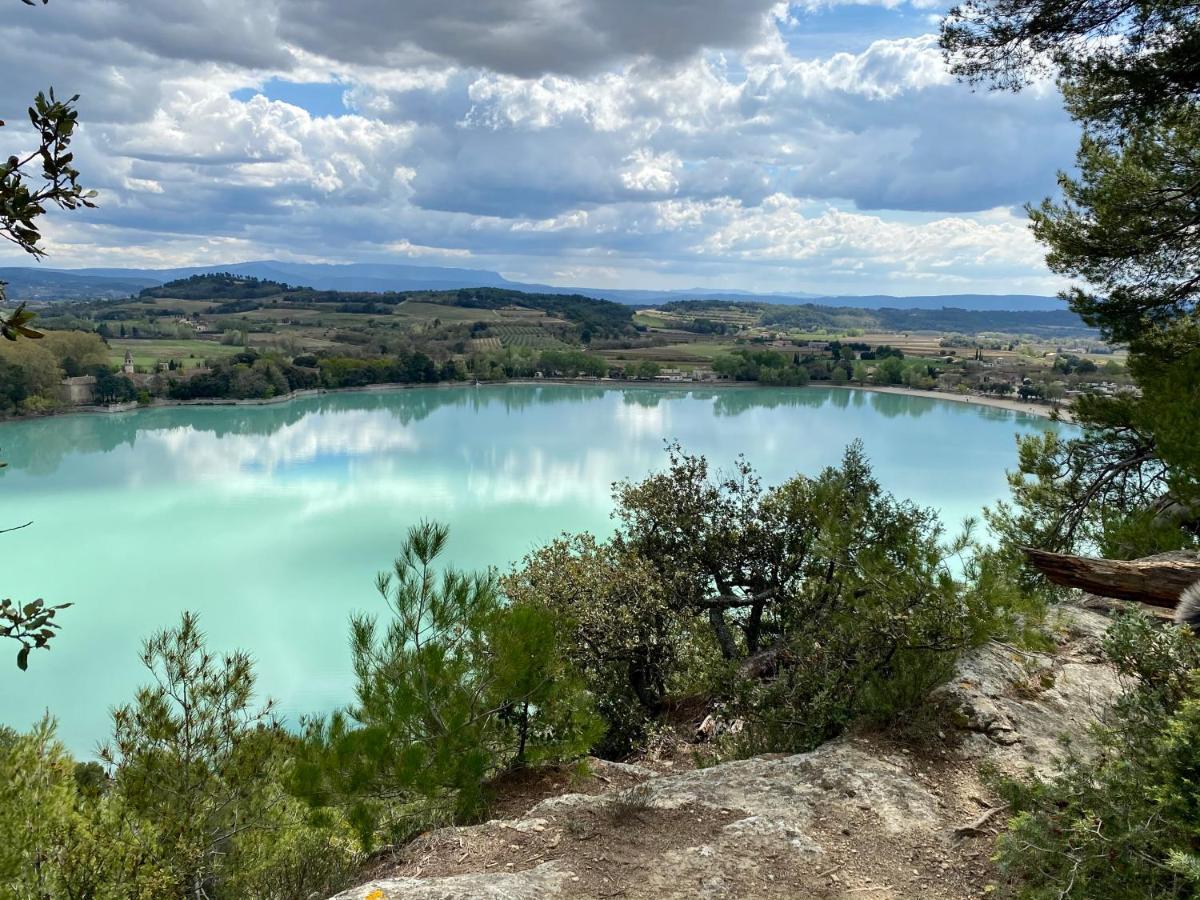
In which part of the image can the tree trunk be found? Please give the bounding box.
[516,700,529,764]
[708,607,739,660]
[1022,547,1200,608]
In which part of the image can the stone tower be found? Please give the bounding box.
[122,349,135,375]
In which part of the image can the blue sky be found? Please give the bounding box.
[0,0,1077,295]
[231,80,352,118]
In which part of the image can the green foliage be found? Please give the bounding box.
[503,534,683,755]
[0,88,95,262]
[0,717,78,895]
[508,444,1019,758]
[536,348,607,378]
[161,349,453,401]
[450,287,636,340]
[1129,322,1200,499]
[0,595,71,670]
[940,0,1199,131]
[752,302,1089,338]
[0,304,43,341]
[993,614,1200,899]
[0,85,96,339]
[97,612,319,898]
[140,273,299,301]
[295,522,600,848]
[1030,111,1200,344]
[624,360,662,380]
[0,620,358,899]
[712,348,809,384]
[92,369,137,404]
[941,0,1200,556]
[0,328,139,418]
[985,384,1197,565]
[0,719,173,899]
[214,800,360,900]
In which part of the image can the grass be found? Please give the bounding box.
[219,307,323,322]
[109,298,215,314]
[633,311,673,328]
[108,338,242,370]
[394,301,500,322]
[606,341,738,364]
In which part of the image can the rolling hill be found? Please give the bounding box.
[2,261,1067,312]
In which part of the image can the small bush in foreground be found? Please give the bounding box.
[993,614,1200,899]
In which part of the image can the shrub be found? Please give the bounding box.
[503,534,684,755]
[0,619,359,900]
[295,522,600,848]
[993,614,1200,898]
[98,612,325,898]
[508,443,1017,757]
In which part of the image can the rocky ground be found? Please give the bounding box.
[334,606,1121,900]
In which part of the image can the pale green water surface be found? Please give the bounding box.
[0,385,1072,752]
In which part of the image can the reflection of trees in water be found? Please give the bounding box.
[619,387,706,409]
[867,391,936,421]
[0,384,1067,478]
[621,389,664,409]
[0,385,613,477]
[711,387,828,418]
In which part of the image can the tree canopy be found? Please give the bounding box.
[940,0,1200,130]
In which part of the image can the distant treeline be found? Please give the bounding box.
[868,306,1092,336]
[140,273,304,300]
[166,350,455,401]
[659,299,1093,337]
[139,276,637,340]
[448,287,635,340]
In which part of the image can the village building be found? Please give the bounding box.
[60,375,96,405]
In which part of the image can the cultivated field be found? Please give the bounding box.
[107,338,242,370]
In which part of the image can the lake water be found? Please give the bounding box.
[0,384,1072,753]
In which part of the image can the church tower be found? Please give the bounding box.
[122,349,135,375]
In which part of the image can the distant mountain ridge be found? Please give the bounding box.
[1,260,1065,312]
[0,267,160,301]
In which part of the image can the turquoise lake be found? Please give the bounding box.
[0,384,1072,753]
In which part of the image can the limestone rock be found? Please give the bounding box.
[335,862,572,900]
[935,606,1122,776]
[330,604,1124,899]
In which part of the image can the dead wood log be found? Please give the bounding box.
[952,803,1010,840]
[737,644,793,680]
[1022,547,1200,609]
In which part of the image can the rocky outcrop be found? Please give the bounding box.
[935,605,1119,776]
[335,606,1121,900]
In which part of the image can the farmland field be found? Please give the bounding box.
[107,338,242,370]
[394,301,500,322]
[492,324,570,349]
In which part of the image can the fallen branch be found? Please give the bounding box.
[738,643,793,680]
[952,803,1010,840]
[1022,547,1200,608]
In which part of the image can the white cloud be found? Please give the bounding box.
[0,1,1078,294]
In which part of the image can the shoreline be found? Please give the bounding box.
[821,383,1073,423]
[0,377,1072,425]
